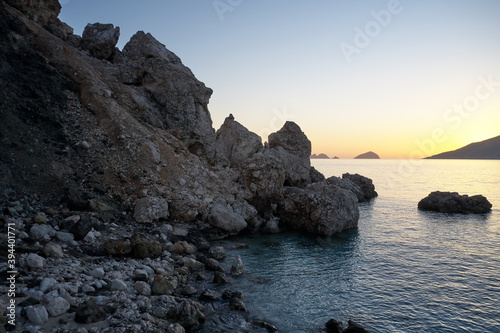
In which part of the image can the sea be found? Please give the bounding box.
[223,159,500,333]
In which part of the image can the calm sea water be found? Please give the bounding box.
[224,159,500,333]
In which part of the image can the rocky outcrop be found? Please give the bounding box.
[117,30,216,162]
[354,151,380,159]
[311,153,330,159]
[326,319,370,333]
[238,149,285,212]
[278,183,359,236]
[324,173,377,203]
[268,121,312,187]
[342,173,378,201]
[418,191,492,214]
[204,200,248,235]
[215,114,262,167]
[81,23,120,60]
[425,135,500,159]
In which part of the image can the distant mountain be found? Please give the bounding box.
[311,153,330,159]
[354,151,380,159]
[333,156,340,159]
[426,135,500,159]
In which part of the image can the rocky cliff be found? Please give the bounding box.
[0,1,378,331]
[0,0,376,237]
[425,135,500,159]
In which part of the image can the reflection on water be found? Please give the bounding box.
[223,160,500,333]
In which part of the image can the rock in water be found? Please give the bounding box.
[418,191,492,214]
[342,173,378,201]
[278,183,359,236]
[230,255,244,276]
[325,319,344,333]
[354,151,380,159]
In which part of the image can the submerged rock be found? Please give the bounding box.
[418,191,492,214]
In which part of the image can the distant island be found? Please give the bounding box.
[354,151,380,159]
[311,153,330,159]
[426,135,500,159]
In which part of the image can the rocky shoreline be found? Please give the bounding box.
[0,188,372,333]
[0,0,377,331]
[1,189,280,333]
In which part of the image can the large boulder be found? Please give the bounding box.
[418,191,492,214]
[215,114,262,167]
[118,31,216,161]
[268,121,311,159]
[81,23,120,60]
[134,197,170,223]
[239,149,286,212]
[278,182,359,236]
[342,173,378,201]
[205,201,248,234]
[268,122,312,187]
[325,176,365,202]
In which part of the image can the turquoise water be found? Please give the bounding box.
[225,159,500,332]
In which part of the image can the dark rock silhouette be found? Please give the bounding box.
[426,135,500,159]
[311,153,330,159]
[418,191,492,214]
[354,151,380,159]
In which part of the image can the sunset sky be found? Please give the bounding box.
[60,0,500,159]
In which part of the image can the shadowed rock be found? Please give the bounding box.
[418,191,492,214]
[215,114,262,167]
[268,121,312,187]
[82,23,120,60]
[278,182,359,236]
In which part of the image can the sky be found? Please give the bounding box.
[59,0,500,159]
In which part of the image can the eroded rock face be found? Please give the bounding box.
[342,173,378,201]
[268,121,311,159]
[268,121,312,187]
[418,191,492,214]
[133,196,170,223]
[205,201,248,234]
[239,149,286,212]
[5,0,60,25]
[81,23,120,60]
[215,114,262,167]
[118,31,216,162]
[278,182,359,236]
